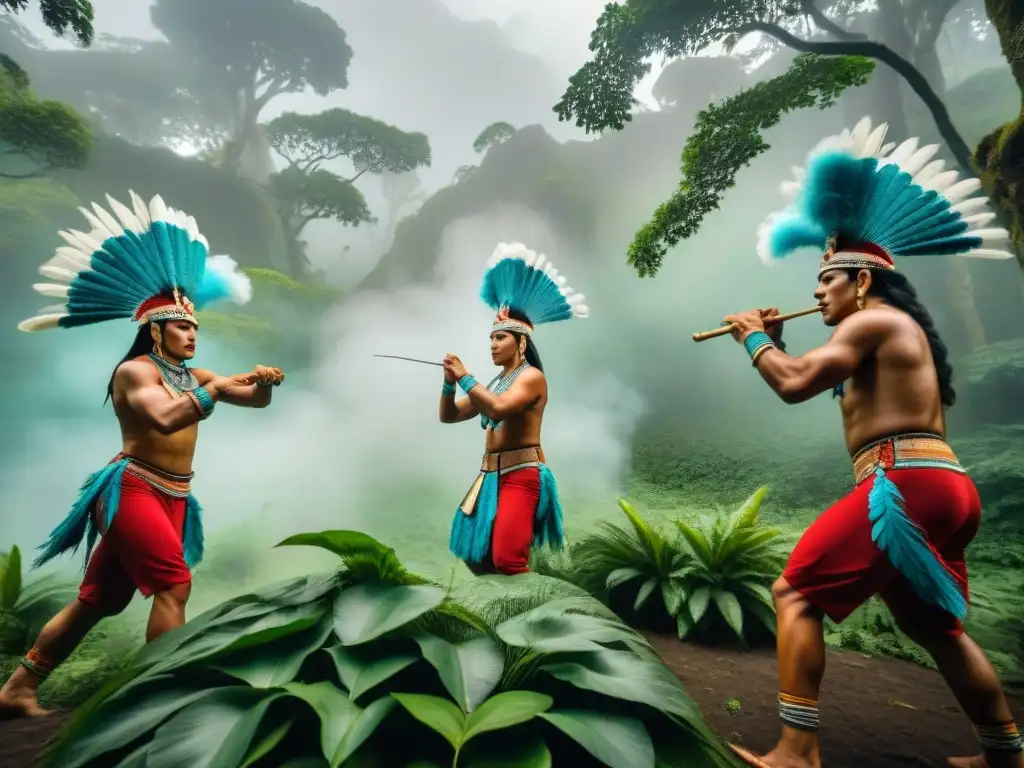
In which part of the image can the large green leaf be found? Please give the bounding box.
[284,681,396,767]
[605,566,643,592]
[242,714,296,767]
[1,544,22,610]
[213,613,334,687]
[392,693,466,749]
[733,487,767,528]
[688,586,711,625]
[333,582,446,645]
[465,736,552,767]
[634,577,657,611]
[495,601,644,653]
[147,687,284,768]
[325,644,419,701]
[712,590,744,639]
[413,631,505,713]
[45,677,215,768]
[276,530,391,559]
[463,691,552,742]
[393,691,551,760]
[539,709,653,768]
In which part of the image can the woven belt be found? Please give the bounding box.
[480,446,545,474]
[115,453,194,498]
[852,433,963,485]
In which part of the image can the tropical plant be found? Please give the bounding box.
[0,545,77,655]
[43,529,740,767]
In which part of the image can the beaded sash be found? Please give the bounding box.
[852,433,963,485]
[459,446,545,515]
[116,452,194,498]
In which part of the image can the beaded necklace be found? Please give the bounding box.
[148,353,198,393]
[480,360,530,431]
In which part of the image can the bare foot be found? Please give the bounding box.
[0,691,51,720]
[730,743,820,768]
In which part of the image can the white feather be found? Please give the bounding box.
[105,194,143,232]
[972,228,1012,248]
[77,207,118,240]
[900,144,941,177]
[129,190,151,227]
[17,314,66,332]
[879,137,919,169]
[573,303,589,317]
[862,122,889,158]
[922,170,960,194]
[90,202,127,239]
[32,283,70,298]
[39,265,79,282]
[951,198,990,217]
[204,254,253,304]
[942,179,982,204]
[963,248,1014,259]
[962,212,997,229]
[911,160,946,186]
[67,228,104,254]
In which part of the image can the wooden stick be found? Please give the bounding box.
[692,305,823,342]
[373,354,443,367]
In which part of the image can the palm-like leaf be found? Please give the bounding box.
[0,546,77,654]
[41,529,740,768]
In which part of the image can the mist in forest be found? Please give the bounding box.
[1,0,1020,573]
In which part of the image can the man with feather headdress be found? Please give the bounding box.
[0,192,284,719]
[720,119,1022,768]
[439,242,587,575]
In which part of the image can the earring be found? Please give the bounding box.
[856,292,866,310]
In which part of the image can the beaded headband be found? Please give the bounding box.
[817,236,895,279]
[491,306,533,336]
[133,288,198,327]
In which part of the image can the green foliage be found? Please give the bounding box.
[268,166,373,236]
[0,56,91,178]
[955,425,1024,521]
[44,529,738,767]
[824,599,934,668]
[545,491,787,645]
[0,545,77,655]
[626,53,874,277]
[266,108,431,177]
[1,0,93,46]
[472,121,516,153]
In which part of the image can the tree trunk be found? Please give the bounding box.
[841,4,910,138]
[976,0,1024,272]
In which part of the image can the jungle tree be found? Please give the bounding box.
[1,0,93,45]
[150,0,352,175]
[473,121,517,153]
[0,54,91,179]
[264,108,430,244]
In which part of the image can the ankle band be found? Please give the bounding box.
[778,692,819,732]
[20,647,54,679]
[973,721,1024,752]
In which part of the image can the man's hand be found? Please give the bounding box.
[760,307,784,344]
[251,365,285,387]
[722,310,766,343]
[443,354,468,380]
[210,372,257,394]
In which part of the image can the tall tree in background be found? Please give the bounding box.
[473,121,517,153]
[0,0,93,45]
[150,0,352,176]
[264,108,431,267]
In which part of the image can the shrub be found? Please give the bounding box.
[43,530,739,767]
[0,545,77,656]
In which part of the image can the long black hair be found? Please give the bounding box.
[506,307,544,372]
[848,268,956,408]
[105,321,163,404]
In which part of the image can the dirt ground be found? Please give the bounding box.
[646,633,1020,768]
[1,637,1020,767]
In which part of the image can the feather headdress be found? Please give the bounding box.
[756,117,1013,276]
[18,191,252,333]
[480,242,588,335]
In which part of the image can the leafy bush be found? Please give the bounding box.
[0,545,77,655]
[43,530,739,768]
[541,490,788,646]
[824,599,933,669]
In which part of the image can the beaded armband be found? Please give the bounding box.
[21,647,53,679]
[441,381,456,397]
[458,375,479,395]
[744,331,776,367]
[187,385,216,419]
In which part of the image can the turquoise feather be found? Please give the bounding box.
[867,468,967,618]
[479,242,587,327]
[533,465,566,550]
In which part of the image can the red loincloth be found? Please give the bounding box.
[784,467,981,636]
[77,471,192,613]
[475,466,541,576]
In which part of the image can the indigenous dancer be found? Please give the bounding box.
[0,191,284,719]
[440,242,588,575]
[721,118,1021,768]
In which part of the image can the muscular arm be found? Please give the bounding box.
[752,310,893,404]
[117,362,219,435]
[440,389,479,423]
[193,369,271,408]
[464,368,544,421]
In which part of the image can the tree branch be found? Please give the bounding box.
[799,0,864,42]
[732,22,975,174]
[346,165,374,184]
